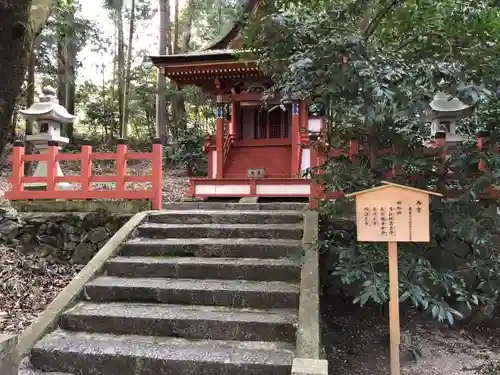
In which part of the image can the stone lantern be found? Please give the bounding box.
[19,86,75,190]
[428,92,473,144]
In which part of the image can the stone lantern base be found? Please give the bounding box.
[23,142,73,191]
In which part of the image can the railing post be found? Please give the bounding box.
[186,180,195,198]
[9,141,25,198]
[116,138,127,193]
[46,141,58,192]
[80,141,92,192]
[477,130,489,172]
[216,100,224,179]
[291,101,301,175]
[391,145,402,177]
[151,137,163,210]
[348,139,359,162]
[310,141,320,209]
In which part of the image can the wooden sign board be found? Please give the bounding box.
[347,182,442,243]
[345,182,442,375]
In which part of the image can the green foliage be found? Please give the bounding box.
[188,0,241,48]
[36,0,98,79]
[167,128,207,176]
[248,0,500,323]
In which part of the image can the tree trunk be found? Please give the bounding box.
[110,16,117,141]
[155,0,170,141]
[122,0,136,138]
[181,0,194,51]
[173,0,179,53]
[26,37,38,138]
[117,6,125,137]
[0,0,32,158]
[65,0,77,140]
[170,0,194,142]
[57,38,67,109]
[25,35,38,174]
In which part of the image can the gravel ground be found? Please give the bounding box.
[322,292,500,375]
[0,245,82,334]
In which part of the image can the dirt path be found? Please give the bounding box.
[322,293,500,375]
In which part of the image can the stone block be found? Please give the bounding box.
[0,335,19,375]
[291,358,328,375]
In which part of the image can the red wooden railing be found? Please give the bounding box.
[6,138,163,210]
[309,132,500,208]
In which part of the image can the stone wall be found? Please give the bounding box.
[0,209,131,264]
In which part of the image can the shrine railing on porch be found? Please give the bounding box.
[6,138,164,210]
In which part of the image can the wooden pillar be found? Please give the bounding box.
[216,99,224,179]
[291,101,301,176]
[151,137,163,210]
[231,101,237,136]
[297,100,308,176]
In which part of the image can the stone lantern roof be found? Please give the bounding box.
[429,92,472,115]
[20,86,75,123]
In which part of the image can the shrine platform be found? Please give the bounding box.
[185,178,311,198]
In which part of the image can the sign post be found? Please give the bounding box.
[345,182,442,375]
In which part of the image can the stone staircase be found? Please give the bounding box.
[26,206,306,375]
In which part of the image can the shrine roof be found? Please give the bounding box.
[150,49,250,65]
[150,0,261,67]
[345,182,443,198]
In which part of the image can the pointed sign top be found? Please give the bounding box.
[344,181,443,198]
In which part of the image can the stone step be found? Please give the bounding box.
[18,358,74,375]
[61,302,297,342]
[148,210,304,225]
[137,223,303,240]
[84,276,299,309]
[163,202,308,211]
[31,330,294,375]
[120,238,303,259]
[105,256,301,282]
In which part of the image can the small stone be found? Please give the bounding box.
[105,221,120,233]
[97,240,108,249]
[85,227,109,244]
[38,243,60,258]
[72,242,96,264]
[0,220,20,240]
[64,241,77,251]
[18,232,36,253]
[3,210,19,221]
[38,235,61,248]
[83,213,106,229]
[67,233,80,242]
[61,222,74,234]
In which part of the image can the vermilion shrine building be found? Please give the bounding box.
[151,0,324,199]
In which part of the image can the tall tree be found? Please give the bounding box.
[0,0,33,157]
[122,0,137,137]
[56,0,77,139]
[248,0,500,322]
[104,0,125,138]
[155,0,170,141]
